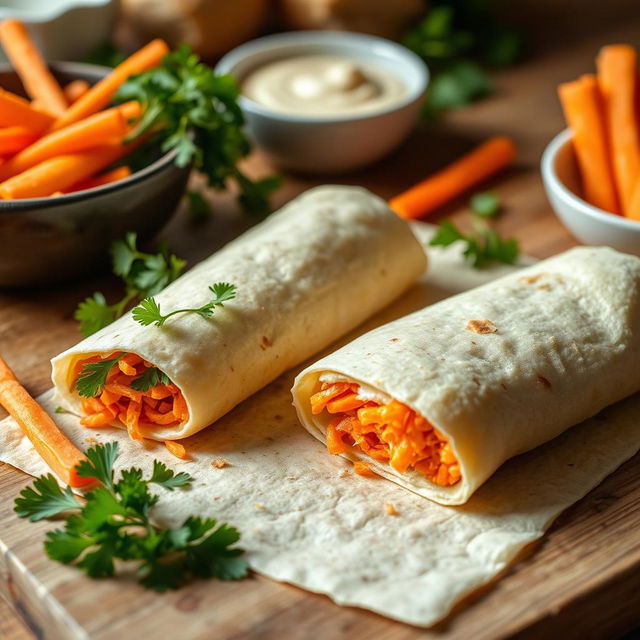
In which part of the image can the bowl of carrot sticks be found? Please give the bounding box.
[0,20,190,287]
[541,44,640,256]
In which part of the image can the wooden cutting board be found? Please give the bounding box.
[2,8,640,639]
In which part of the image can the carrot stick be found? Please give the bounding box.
[0,104,136,181]
[596,45,640,216]
[0,19,68,116]
[558,75,621,214]
[388,136,516,219]
[67,166,132,193]
[53,39,169,130]
[63,79,90,104]
[0,356,94,488]
[0,88,55,131]
[164,440,189,460]
[0,143,130,199]
[628,182,640,221]
[0,127,38,155]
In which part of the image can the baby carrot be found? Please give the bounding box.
[0,88,55,132]
[63,79,90,104]
[0,356,94,488]
[0,19,67,116]
[389,137,516,219]
[0,127,38,156]
[53,39,168,130]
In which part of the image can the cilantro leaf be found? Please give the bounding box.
[14,475,80,521]
[15,442,247,592]
[130,367,171,392]
[75,354,123,398]
[131,282,236,328]
[150,461,193,491]
[76,442,119,489]
[470,191,501,217]
[119,44,279,217]
[74,293,117,338]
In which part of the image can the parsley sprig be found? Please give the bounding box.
[14,443,248,591]
[75,353,123,398]
[118,45,281,217]
[131,367,171,392]
[429,192,519,268]
[132,282,236,328]
[74,233,186,338]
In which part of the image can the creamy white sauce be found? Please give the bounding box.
[241,54,407,117]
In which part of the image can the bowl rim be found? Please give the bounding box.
[215,30,429,124]
[541,127,640,230]
[0,61,180,213]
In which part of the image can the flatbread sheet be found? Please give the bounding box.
[292,247,640,505]
[2,230,639,627]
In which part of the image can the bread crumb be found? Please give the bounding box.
[466,319,497,334]
[385,503,398,516]
[84,437,97,444]
[519,274,543,284]
[212,458,228,469]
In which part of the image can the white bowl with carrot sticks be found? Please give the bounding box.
[542,44,640,256]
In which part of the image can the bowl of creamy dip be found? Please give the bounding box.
[216,31,428,174]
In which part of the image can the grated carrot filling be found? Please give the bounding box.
[310,381,461,487]
[75,352,189,439]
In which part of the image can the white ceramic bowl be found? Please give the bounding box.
[0,0,115,62]
[541,128,640,256]
[215,31,428,174]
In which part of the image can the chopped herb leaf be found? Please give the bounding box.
[75,354,123,398]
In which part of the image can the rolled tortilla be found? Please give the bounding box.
[292,246,640,505]
[52,185,426,440]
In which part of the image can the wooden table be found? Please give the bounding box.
[2,4,640,638]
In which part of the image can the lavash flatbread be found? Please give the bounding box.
[51,185,426,440]
[292,246,640,505]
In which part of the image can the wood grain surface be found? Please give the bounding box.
[2,3,640,639]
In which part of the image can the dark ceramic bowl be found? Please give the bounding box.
[0,62,191,288]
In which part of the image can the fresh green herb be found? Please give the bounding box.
[14,443,248,591]
[470,191,501,217]
[132,282,237,328]
[131,367,171,392]
[430,192,519,268]
[75,353,123,398]
[118,44,281,217]
[74,233,187,338]
[54,406,68,414]
[402,1,523,118]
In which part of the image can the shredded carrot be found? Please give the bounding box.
[0,355,94,488]
[596,45,640,216]
[0,20,68,116]
[0,127,38,156]
[53,39,169,130]
[313,381,461,487]
[63,79,90,104]
[385,503,398,516]
[353,461,376,477]
[388,136,516,219]
[0,88,55,132]
[165,440,189,460]
[74,353,188,441]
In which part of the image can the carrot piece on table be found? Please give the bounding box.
[0,88,55,131]
[63,79,90,104]
[0,127,38,156]
[0,356,94,488]
[353,461,376,477]
[164,440,189,460]
[558,75,620,214]
[0,19,68,116]
[596,45,640,216]
[388,136,516,219]
[0,143,130,199]
[53,39,169,130]
[0,108,129,181]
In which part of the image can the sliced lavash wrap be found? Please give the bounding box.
[51,185,426,440]
[292,246,640,505]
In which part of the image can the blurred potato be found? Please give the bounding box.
[277,0,426,40]
[120,0,269,59]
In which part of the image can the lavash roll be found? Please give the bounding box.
[292,246,640,505]
[52,185,427,440]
